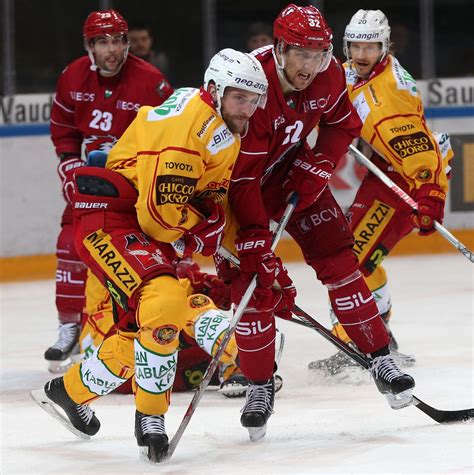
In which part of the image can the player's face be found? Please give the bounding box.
[91,34,128,75]
[349,42,383,78]
[129,30,152,57]
[282,46,327,90]
[221,88,262,134]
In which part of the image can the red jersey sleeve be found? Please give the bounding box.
[315,59,362,165]
[50,66,83,156]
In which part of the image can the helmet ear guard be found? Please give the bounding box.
[203,48,269,115]
[343,9,391,60]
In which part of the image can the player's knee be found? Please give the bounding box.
[138,275,188,335]
[308,246,359,286]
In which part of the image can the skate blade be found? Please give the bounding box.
[218,383,247,398]
[247,425,267,442]
[385,389,414,410]
[30,389,90,440]
[47,353,82,374]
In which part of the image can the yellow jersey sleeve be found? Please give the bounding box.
[345,56,452,193]
[107,87,240,243]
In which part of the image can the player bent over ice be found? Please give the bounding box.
[221,4,416,442]
[79,261,284,396]
[31,48,268,463]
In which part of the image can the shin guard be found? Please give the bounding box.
[328,271,390,354]
[56,222,87,324]
[235,310,275,381]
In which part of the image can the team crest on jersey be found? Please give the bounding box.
[83,134,118,154]
[152,325,179,344]
[190,295,210,308]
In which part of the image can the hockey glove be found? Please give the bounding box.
[272,259,296,320]
[188,270,232,311]
[230,257,296,317]
[235,227,277,289]
[175,256,231,310]
[57,155,85,204]
[183,198,226,257]
[282,147,334,211]
[414,184,446,236]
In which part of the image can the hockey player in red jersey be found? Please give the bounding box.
[46,9,173,371]
[223,4,416,441]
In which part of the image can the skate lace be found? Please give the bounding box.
[141,415,166,435]
[370,355,403,382]
[76,403,95,425]
[241,381,273,414]
[50,323,78,351]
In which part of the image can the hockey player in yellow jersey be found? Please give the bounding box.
[309,10,454,375]
[31,48,268,463]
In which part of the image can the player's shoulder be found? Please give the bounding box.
[385,55,418,97]
[60,56,91,77]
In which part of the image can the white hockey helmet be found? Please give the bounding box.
[343,10,391,60]
[204,48,268,114]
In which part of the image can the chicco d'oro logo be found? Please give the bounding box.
[388,132,434,159]
[155,175,197,205]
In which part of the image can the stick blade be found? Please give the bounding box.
[414,397,473,423]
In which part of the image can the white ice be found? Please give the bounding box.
[1,254,473,474]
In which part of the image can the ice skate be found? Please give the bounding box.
[240,378,275,441]
[370,354,415,409]
[220,372,283,398]
[44,322,81,373]
[135,411,168,463]
[30,377,100,439]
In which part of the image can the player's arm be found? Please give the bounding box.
[50,68,83,157]
[396,114,449,235]
[50,68,86,202]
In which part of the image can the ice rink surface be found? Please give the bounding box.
[1,253,472,474]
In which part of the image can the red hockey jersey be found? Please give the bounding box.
[229,46,362,229]
[50,54,173,157]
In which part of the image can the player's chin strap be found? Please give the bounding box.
[86,41,130,76]
[348,144,474,263]
[165,193,298,461]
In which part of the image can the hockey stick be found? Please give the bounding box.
[289,308,473,423]
[218,248,473,424]
[349,144,474,263]
[166,193,298,460]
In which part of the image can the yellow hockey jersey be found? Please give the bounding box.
[344,55,452,193]
[107,87,239,243]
